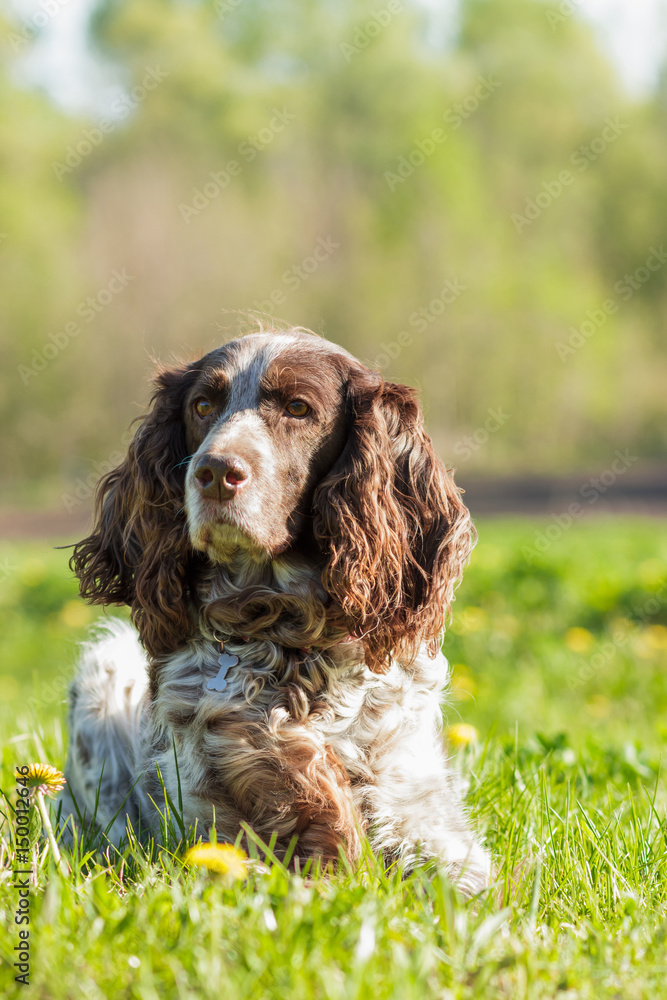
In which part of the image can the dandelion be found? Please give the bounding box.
[565,627,594,652]
[448,723,479,748]
[16,763,70,876]
[184,842,248,881]
[645,625,667,651]
[20,763,66,797]
[59,600,94,629]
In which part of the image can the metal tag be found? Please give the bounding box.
[207,650,240,692]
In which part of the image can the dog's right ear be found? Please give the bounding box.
[70,363,200,658]
[313,368,474,674]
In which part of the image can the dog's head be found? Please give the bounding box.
[72,329,473,671]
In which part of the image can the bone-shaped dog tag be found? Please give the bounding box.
[207,650,240,691]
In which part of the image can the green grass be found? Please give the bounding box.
[1,518,667,999]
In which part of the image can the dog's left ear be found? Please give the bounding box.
[313,369,474,673]
[70,363,200,661]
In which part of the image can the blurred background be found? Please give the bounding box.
[1,0,667,519]
[1,0,666,749]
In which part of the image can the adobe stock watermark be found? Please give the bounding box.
[0,557,16,584]
[340,1,404,63]
[407,278,467,331]
[522,450,639,563]
[371,331,415,370]
[452,408,510,462]
[22,670,72,715]
[511,117,628,233]
[546,0,584,29]
[567,583,667,692]
[12,766,36,986]
[385,76,501,191]
[370,276,468,369]
[214,0,243,19]
[252,236,340,313]
[556,246,666,361]
[18,269,134,385]
[179,108,296,222]
[52,67,170,180]
[8,0,71,53]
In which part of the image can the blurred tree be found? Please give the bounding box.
[0,0,665,505]
[0,17,85,499]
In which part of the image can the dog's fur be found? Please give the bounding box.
[61,329,490,894]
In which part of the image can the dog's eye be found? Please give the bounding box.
[285,399,310,418]
[194,398,213,418]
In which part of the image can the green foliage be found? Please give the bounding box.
[446,519,667,744]
[1,0,667,502]
[1,521,667,996]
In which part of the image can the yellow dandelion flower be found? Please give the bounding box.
[184,843,248,880]
[15,763,70,876]
[60,600,95,629]
[18,763,66,798]
[586,695,611,719]
[448,723,479,748]
[565,627,594,653]
[645,625,667,651]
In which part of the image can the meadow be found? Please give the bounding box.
[1,517,667,999]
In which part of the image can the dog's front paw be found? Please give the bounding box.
[445,842,492,897]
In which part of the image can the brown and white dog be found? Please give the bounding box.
[61,328,490,894]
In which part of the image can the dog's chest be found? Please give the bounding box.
[151,640,372,744]
[142,640,447,842]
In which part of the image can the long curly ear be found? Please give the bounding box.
[313,369,474,674]
[70,364,199,660]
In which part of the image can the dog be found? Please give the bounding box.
[61,328,490,895]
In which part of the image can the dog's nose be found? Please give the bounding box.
[193,455,251,501]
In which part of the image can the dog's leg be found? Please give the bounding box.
[364,740,491,895]
[60,620,151,847]
[348,652,491,895]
